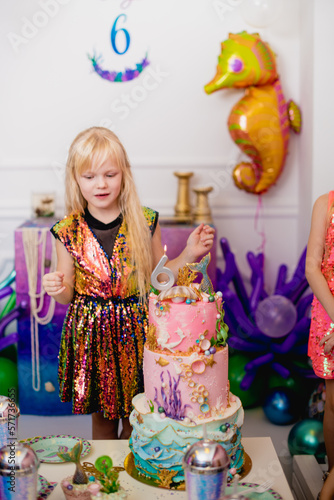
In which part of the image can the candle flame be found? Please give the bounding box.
[163,245,167,254]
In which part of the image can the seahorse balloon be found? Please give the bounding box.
[204,31,301,195]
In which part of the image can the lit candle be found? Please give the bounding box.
[151,245,175,292]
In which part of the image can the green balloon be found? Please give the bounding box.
[288,419,326,461]
[229,352,265,408]
[0,291,16,320]
[0,344,17,363]
[0,357,18,402]
[268,372,303,393]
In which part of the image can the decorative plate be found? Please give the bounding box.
[38,474,57,499]
[225,482,283,499]
[19,435,91,463]
[124,452,252,490]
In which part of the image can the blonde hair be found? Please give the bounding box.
[65,126,153,299]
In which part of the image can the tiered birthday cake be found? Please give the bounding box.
[129,255,245,486]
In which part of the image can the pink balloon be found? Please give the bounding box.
[255,295,297,338]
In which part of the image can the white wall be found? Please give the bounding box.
[0,0,312,292]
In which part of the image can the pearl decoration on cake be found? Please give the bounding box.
[216,291,223,298]
[200,339,211,351]
[209,296,215,302]
[209,346,216,354]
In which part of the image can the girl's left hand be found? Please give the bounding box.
[187,223,215,259]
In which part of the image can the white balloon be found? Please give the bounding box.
[239,0,282,28]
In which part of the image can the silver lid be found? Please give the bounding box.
[0,396,20,420]
[183,439,230,472]
[0,443,39,476]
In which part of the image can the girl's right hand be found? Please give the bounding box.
[319,330,334,355]
[42,271,66,296]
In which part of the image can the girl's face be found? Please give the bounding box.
[77,157,122,220]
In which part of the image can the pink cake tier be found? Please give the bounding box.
[144,346,229,420]
[149,294,221,353]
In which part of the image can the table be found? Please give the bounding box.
[39,438,293,499]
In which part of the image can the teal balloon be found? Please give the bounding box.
[229,352,265,408]
[263,387,300,425]
[0,357,18,402]
[288,419,326,461]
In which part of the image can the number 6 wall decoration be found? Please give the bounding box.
[88,14,150,82]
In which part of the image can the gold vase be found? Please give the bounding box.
[192,186,213,224]
[173,172,193,221]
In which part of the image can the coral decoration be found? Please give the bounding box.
[177,266,198,287]
[154,371,192,420]
[204,31,301,195]
[217,237,314,390]
[146,325,157,351]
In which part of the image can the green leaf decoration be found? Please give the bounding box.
[148,399,154,412]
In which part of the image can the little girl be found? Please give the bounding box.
[306,191,334,484]
[42,127,215,440]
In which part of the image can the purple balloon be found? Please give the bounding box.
[0,286,13,301]
[255,295,297,338]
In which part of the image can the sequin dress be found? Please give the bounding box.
[51,207,158,418]
[308,191,334,379]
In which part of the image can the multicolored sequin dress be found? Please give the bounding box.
[308,191,334,379]
[51,207,158,418]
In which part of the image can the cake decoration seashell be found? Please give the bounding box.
[200,339,211,351]
[191,359,206,374]
[171,296,185,303]
[158,286,198,302]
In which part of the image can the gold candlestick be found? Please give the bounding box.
[193,186,213,224]
[174,172,193,219]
